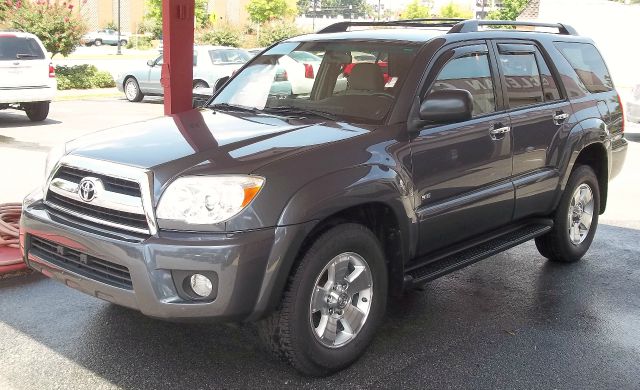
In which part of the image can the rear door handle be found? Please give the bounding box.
[489,126,510,140]
[553,111,569,125]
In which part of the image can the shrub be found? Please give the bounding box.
[258,22,302,47]
[197,26,241,47]
[103,21,118,30]
[55,65,115,90]
[126,35,154,50]
[6,0,88,58]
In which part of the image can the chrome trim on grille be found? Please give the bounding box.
[49,177,145,215]
[45,155,158,236]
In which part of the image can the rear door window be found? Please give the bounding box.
[498,51,544,109]
[555,42,613,93]
[0,36,45,60]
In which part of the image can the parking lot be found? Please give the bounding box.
[0,98,639,388]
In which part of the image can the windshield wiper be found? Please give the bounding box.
[16,53,38,59]
[262,106,337,121]
[209,103,260,114]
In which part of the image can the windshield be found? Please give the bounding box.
[210,40,419,123]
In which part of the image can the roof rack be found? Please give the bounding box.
[448,20,578,35]
[317,19,466,34]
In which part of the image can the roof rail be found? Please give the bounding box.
[448,20,578,35]
[317,19,466,34]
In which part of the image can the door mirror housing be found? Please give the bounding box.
[147,59,156,67]
[419,89,473,123]
[214,76,230,92]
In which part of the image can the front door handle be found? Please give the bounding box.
[489,125,510,140]
[553,111,569,125]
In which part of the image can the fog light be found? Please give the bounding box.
[190,274,213,297]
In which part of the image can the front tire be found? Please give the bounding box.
[94,39,102,46]
[24,101,49,121]
[124,77,144,102]
[258,223,388,376]
[535,165,600,262]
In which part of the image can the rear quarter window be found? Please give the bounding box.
[555,42,613,93]
[0,36,45,60]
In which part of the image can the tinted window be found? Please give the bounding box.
[536,53,561,101]
[498,53,544,108]
[0,37,45,60]
[430,52,496,117]
[556,42,613,93]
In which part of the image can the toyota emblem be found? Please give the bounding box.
[78,178,97,202]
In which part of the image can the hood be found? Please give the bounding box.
[66,109,370,185]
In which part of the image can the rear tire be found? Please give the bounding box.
[124,77,144,102]
[24,101,49,122]
[258,223,388,376]
[193,80,209,89]
[535,165,600,263]
[119,39,128,46]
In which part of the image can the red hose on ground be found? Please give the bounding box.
[0,203,26,272]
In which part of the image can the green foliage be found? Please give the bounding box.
[297,0,371,18]
[126,35,154,50]
[6,0,88,58]
[103,21,118,30]
[55,65,115,90]
[401,0,433,19]
[487,0,529,20]
[438,2,473,19]
[257,22,302,47]
[144,0,209,39]
[197,26,241,47]
[247,0,295,24]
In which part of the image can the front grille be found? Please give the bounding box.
[47,192,149,231]
[55,166,141,197]
[29,235,133,290]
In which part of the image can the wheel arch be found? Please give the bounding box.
[572,141,608,214]
[192,79,209,88]
[249,166,416,320]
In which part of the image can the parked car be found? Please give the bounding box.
[0,31,55,121]
[115,46,251,102]
[247,47,265,57]
[626,84,640,123]
[23,19,627,376]
[81,29,130,46]
[274,51,322,95]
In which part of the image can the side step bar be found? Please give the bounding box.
[404,220,553,287]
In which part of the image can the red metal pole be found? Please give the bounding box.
[161,0,195,115]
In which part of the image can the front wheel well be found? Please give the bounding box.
[573,143,608,214]
[296,203,405,296]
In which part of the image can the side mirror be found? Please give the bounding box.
[419,89,473,123]
[214,76,230,92]
[147,59,156,67]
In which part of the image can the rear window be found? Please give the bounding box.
[556,42,613,93]
[0,36,45,60]
[209,49,251,64]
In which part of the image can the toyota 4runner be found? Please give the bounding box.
[20,19,628,376]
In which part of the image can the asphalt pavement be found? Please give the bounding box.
[0,100,639,389]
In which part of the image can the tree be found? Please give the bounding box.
[297,0,371,18]
[401,0,432,19]
[438,2,473,19]
[247,0,295,24]
[145,0,209,38]
[6,0,87,58]
[487,0,529,20]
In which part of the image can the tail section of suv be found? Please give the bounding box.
[20,19,627,375]
[0,31,55,121]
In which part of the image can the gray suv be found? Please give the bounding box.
[21,19,627,376]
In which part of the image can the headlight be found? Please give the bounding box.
[44,143,66,183]
[156,176,264,226]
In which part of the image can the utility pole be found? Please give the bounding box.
[378,0,381,20]
[116,0,122,55]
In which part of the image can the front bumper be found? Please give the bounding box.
[20,200,304,321]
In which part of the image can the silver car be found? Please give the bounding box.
[116,45,251,102]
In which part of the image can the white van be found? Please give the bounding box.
[0,31,56,121]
